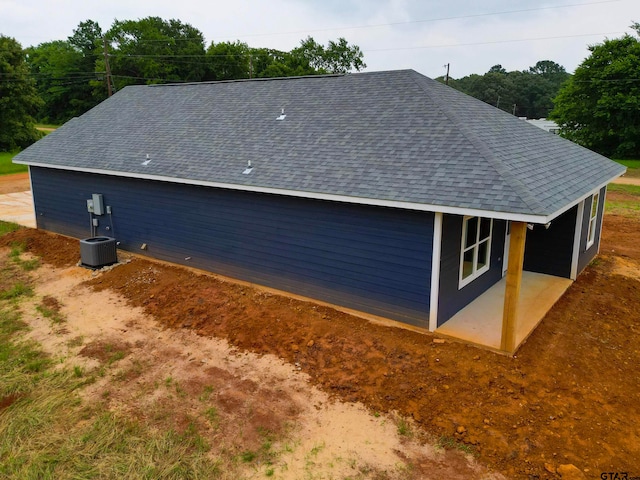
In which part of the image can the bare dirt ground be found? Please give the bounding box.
[1,173,639,479]
[0,172,29,194]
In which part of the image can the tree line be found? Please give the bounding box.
[439,60,571,120]
[23,17,365,126]
[1,17,638,157]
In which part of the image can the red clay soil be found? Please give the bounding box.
[0,172,30,194]
[3,209,639,479]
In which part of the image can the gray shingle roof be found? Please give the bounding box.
[15,69,624,220]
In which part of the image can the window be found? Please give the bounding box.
[586,192,600,248]
[459,216,493,288]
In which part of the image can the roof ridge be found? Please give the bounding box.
[150,72,346,88]
[408,72,545,214]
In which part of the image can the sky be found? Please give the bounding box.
[0,0,636,78]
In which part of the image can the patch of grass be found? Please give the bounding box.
[309,441,325,456]
[0,222,21,237]
[0,295,224,479]
[608,183,640,196]
[606,184,640,218]
[613,159,640,178]
[9,243,39,272]
[66,336,84,348]
[199,385,214,402]
[0,152,27,175]
[35,123,60,130]
[0,282,33,300]
[435,435,477,456]
[35,304,65,325]
[240,450,257,463]
[107,350,125,365]
[204,407,220,429]
[396,417,412,437]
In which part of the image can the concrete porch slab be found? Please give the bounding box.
[0,191,36,228]
[436,271,573,353]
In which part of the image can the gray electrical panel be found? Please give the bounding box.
[92,193,104,215]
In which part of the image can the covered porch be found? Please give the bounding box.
[436,270,572,353]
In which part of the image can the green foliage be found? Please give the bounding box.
[550,24,640,158]
[104,17,208,91]
[205,36,366,81]
[443,60,570,119]
[206,40,251,81]
[25,27,102,125]
[292,36,366,74]
[0,36,43,151]
[0,152,28,175]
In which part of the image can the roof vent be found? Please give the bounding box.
[242,160,253,175]
[141,154,151,166]
[276,108,286,120]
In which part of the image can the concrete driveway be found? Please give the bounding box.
[0,191,36,228]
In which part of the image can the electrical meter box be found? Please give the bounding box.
[87,193,105,215]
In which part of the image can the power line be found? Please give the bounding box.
[215,0,623,39]
[364,31,627,52]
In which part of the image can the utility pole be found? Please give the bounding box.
[444,63,450,85]
[103,37,113,97]
[249,55,253,79]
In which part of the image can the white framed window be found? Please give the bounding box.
[586,192,600,249]
[459,216,493,288]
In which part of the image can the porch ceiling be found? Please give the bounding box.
[436,271,572,353]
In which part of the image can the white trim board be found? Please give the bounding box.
[18,161,623,225]
[429,212,443,331]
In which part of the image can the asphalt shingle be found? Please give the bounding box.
[14,69,625,219]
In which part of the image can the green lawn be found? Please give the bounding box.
[606,183,640,217]
[0,152,27,175]
[613,159,640,178]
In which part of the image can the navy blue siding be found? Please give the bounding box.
[523,206,577,279]
[577,187,606,274]
[30,167,434,326]
[436,215,506,327]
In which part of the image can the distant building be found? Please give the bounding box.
[525,118,560,134]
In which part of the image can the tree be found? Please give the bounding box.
[550,24,640,158]
[26,40,93,123]
[441,60,570,118]
[0,36,42,151]
[292,36,366,74]
[69,20,107,107]
[104,17,207,91]
[206,41,251,81]
[205,36,366,81]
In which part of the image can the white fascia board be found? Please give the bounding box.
[18,162,621,224]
